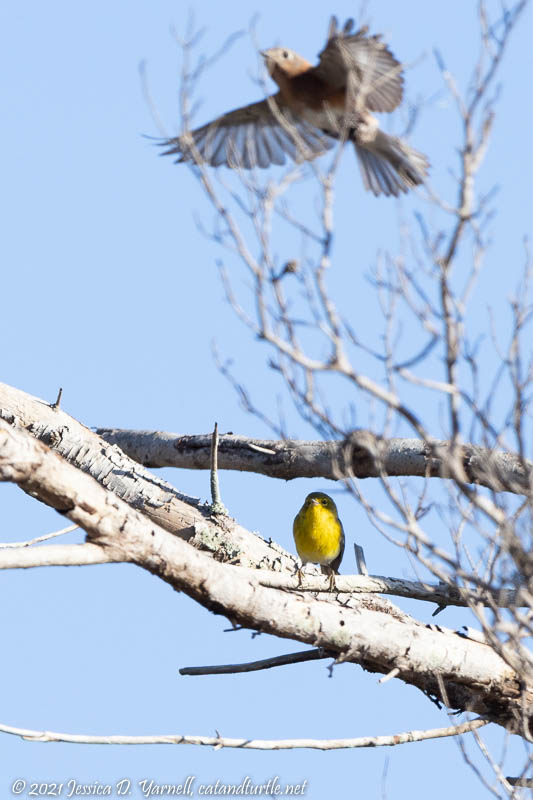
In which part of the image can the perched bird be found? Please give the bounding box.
[293,492,345,590]
[162,16,428,196]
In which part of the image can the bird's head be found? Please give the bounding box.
[304,492,338,514]
[261,47,311,78]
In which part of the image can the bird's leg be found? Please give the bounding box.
[296,564,305,586]
[326,566,336,592]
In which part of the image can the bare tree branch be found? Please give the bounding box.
[97,428,533,495]
[0,717,490,750]
[1,523,78,548]
[0,543,116,569]
[0,415,527,728]
[0,382,298,573]
[0,542,523,611]
[180,648,331,675]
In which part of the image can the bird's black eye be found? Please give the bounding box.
[283,50,289,58]
[321,499,327,505]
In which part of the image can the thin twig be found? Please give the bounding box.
[0,717,490,750]
[210,421,220,504]
[0,524,79,549]
[354,544,368,575]
[180,647,332,675]
[209,421,227,514]
[379,667,400,684]
[506,777,533,788]
[51,387,62,410]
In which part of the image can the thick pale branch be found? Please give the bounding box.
[96,428,532,495]
[0,382,297,572]
[0,717,489,750]
[0,416,527,728]
[0,543,116,569]
[250,571,525,610]
[0,545,520,610]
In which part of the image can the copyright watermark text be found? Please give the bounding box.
[10,776,308,797]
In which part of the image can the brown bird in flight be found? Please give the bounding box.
[162,17,428,197]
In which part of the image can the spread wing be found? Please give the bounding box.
[313,16,404,112]
[161,96,335,169]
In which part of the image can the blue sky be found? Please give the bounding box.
[1,1,532,798]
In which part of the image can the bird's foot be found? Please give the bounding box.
[326,567,337,592]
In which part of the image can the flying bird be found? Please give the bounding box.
[162,17,428,197]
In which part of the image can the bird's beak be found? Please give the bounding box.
[260,50,275,75]
[310,498,319,506]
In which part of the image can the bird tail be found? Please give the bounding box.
[353,129,429,197]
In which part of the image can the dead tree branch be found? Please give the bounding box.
[97,428,533,495]
[0,717,490,750]
[0,414,528,730]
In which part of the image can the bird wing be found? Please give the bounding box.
[329,519,345,574]
[313,16,404,113]
[161,96,335,169]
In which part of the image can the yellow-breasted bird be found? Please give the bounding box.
[293,492,345,590]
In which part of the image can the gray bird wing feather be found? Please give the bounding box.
[314,17,404,113]
[327,519,345,574]
[161,97,335,169]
